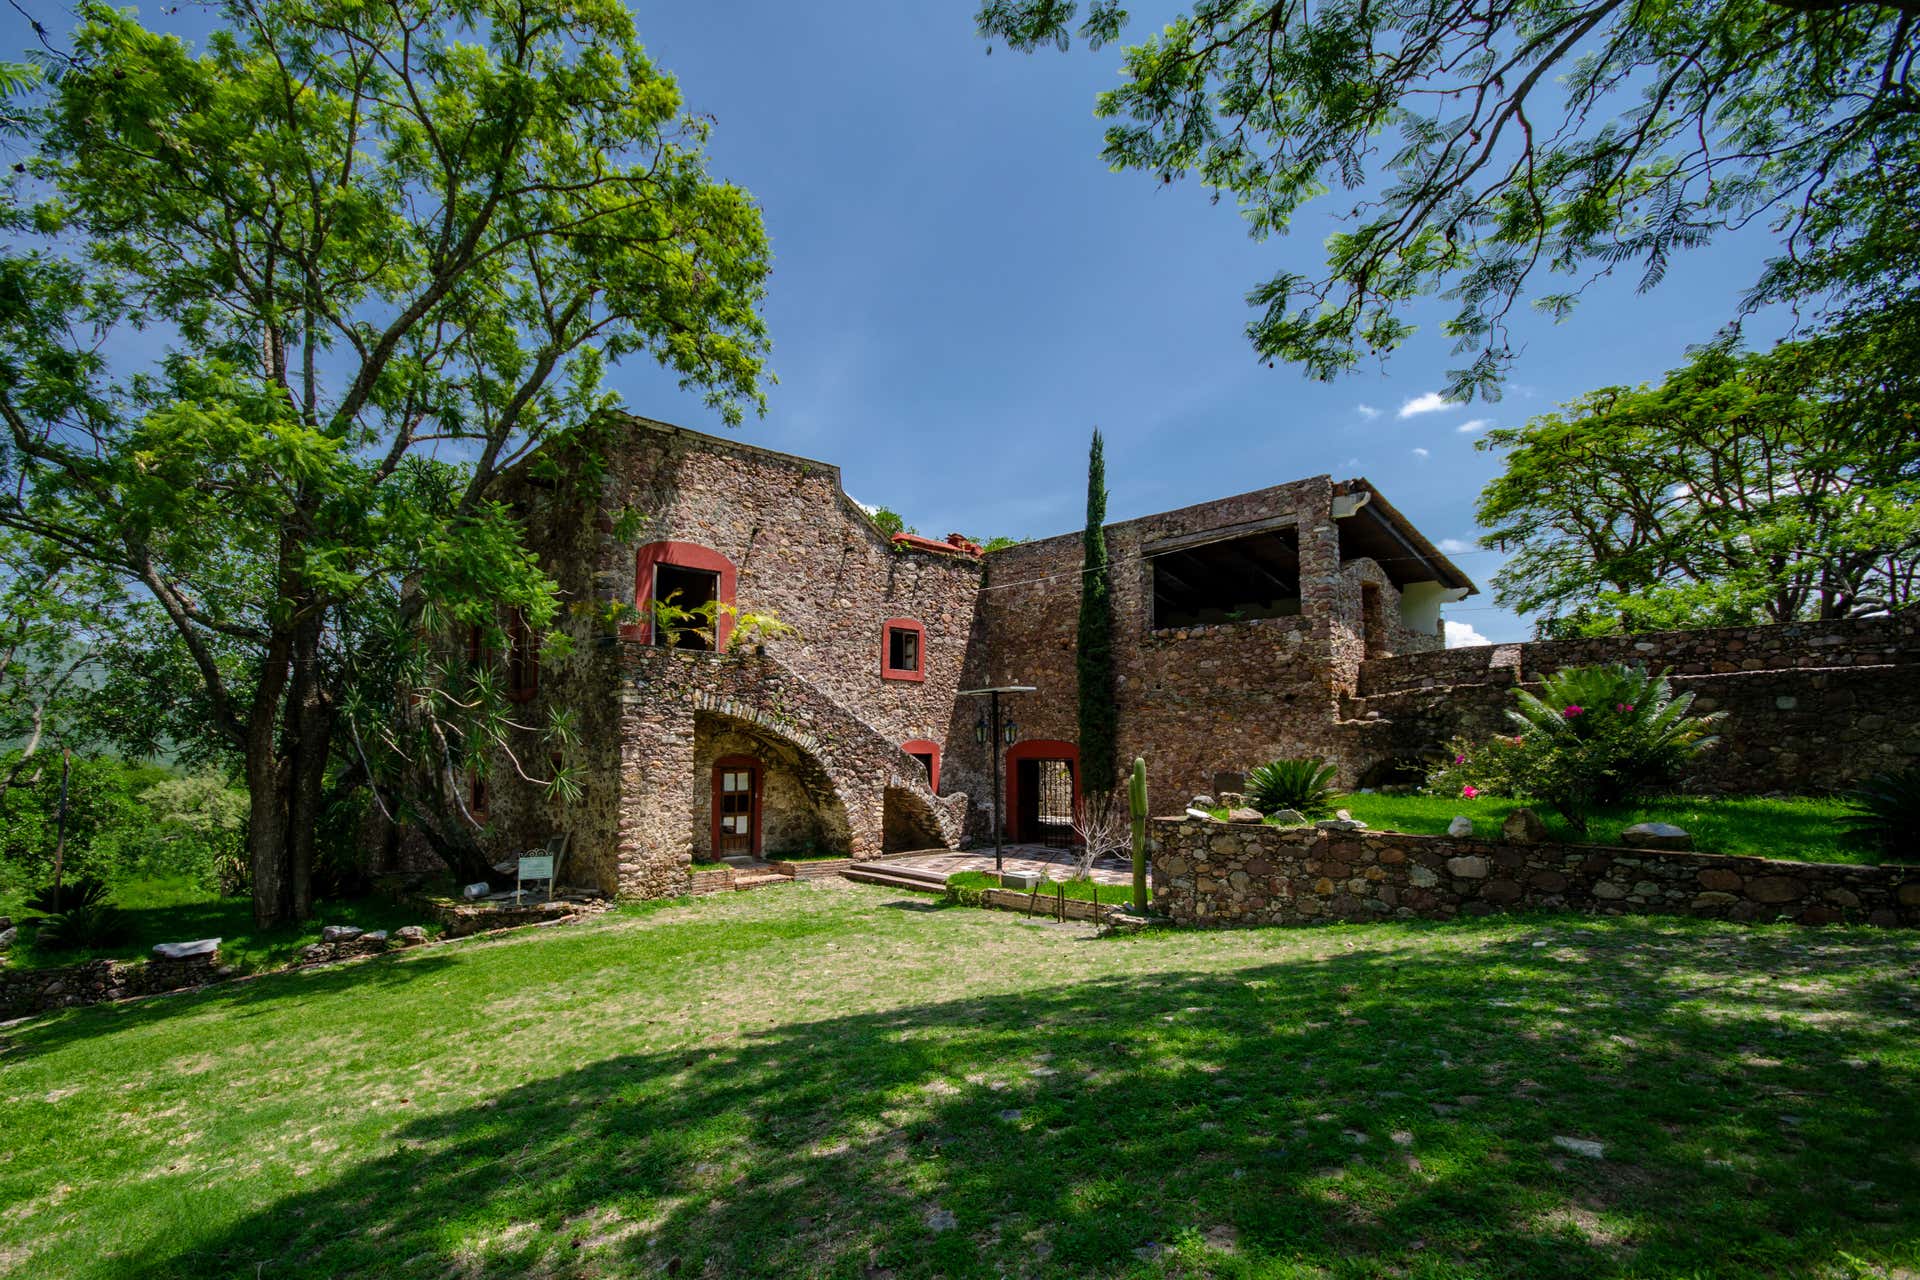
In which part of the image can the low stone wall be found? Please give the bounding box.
[0,950,226,1019]
[1151,817,1920,929]
[769,858,852,881]
[948,883,1112,923]
[425,896,607,937]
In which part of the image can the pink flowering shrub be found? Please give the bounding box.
[1424,733,1524,799]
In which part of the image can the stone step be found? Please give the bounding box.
[858,862,950,888]
[731,872,792,891]
[840,866,947,894]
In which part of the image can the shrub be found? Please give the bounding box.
[24,874,112,916]
[35,899,135,951]
[1246,756,1340,817]
[1505,664,1723,831]
[1841,766,1920,862]
[1424,734,1527,799]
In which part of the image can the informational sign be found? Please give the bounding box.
[516,854,555,903]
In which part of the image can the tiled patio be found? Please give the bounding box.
[873,844,1134,885]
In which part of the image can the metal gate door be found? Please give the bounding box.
[1035,759,1075,848]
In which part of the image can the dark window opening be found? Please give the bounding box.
[505,609,539,701]
[888,626,920,673]
[1152,527,1302,630]
[653,563,721,650]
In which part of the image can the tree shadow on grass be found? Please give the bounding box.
[134,919,1919,1280]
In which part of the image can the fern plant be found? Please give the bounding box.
[1246,756,1340,817]
[1840,766,1920,862]
[25,874,112,916]
[1506,664,1723,831]
[36,900,135,951]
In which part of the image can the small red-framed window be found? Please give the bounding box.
[901,738,941,792]
[881,617,926,682]
[627,541,738,651]
[505,608,539,702]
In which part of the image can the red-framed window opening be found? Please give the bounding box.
[881,617,926,682]
[629,541,738,651]
[900,738,942,792]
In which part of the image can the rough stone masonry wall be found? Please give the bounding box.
[488,416,982,894]
[0,950,224,1019]
[946,477,1350,828]
[1151,817,1920,929]
[1348,612,1920,792]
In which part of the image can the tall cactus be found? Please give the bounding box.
[1128,756,1149,914]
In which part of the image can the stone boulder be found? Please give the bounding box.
[1217,792,1247,809]
[1190,795,1216,811]
[1316,818,1367,832]
[1226,807,1264,824]
[321,924,365,943]
[1620,822,1692,851]
[151,938,220,960]
[0,926,15,951]
[1447,816,1474,837]
[394,925,428,946]
[1502,808,1547,844]
[1268,809,1308,826]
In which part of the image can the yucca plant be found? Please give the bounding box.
[1246,756,1340,818]
[1841,766,1920,862]
[1506,663,1723,831]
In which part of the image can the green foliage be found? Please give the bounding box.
[1840,767,1920,863]
[1503,665,1724,832]
[25,873,111,916]
[1479,322,1920,631]
[1245,756,1339,818]
[0,753,176,888]
[979,536,1021,553]
[1076,429,1117,794]
[648,592,798,654]
[1424,734,1527,800]
[976,1,1919,397]
[34,898,135,951]
[868,508,912,538]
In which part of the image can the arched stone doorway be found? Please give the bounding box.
[693,711,853,861]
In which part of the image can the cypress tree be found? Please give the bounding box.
[1077,428,1117,796]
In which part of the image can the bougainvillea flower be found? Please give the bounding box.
[1462,785,1479,799]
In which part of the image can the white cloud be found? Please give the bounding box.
[1341,456,1362,470]
[1355,403,1381,420]
[1411,447,1430,459]
[1455,418,1490,434]
[849,496,880,515]
[1445,619,1491,649]
[1399,391,1458,418]
[1437,537,1474,554]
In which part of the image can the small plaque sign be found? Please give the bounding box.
[518,855,554,882]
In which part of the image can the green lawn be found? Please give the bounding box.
[948,868,1135,905]
[0,875,439,974]
[1220,793,1870,863]
[3,883,1916,1278]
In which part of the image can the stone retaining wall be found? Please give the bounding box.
[0,950,226,1019]
[1151,817,1920,929]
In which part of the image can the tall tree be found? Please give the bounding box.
[975,0,1920,397]
[1477,314,1920,634]
[1077,428,1116,799]
[0,0,772,924]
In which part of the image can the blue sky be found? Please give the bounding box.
[5,1,1797,643]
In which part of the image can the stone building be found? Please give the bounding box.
[479,414,1479,898]
[477,413,1919,899]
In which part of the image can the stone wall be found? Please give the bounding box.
[0,949,225,1019]
[1151,817,1920,929]
[1348,612,1920,792]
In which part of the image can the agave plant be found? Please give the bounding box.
[1246,756,1340,818]
[35,899,135,951]
[1505,664,1723,829]
[1841,766,1920,862]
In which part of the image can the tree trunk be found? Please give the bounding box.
[281,614,332,921]
[246,632,296,927]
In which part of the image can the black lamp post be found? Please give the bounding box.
[959,684,1035,873]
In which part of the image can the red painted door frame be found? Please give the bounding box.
[711,755,762,857]
[900,738,942,793]
[1003,739,1079,841]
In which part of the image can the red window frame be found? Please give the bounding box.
[881,617,926,682]
[710,755,761,856]
[626,541,739,651]
[900,738,942,793]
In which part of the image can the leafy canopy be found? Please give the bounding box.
[976,0,1920,397]
[1475,314,1920,633]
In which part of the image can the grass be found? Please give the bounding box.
[2,882,1916,1278]
[947,869,1135,905]
[1215,793,1872,864]
[0,875,439,974]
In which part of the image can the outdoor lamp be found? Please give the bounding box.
[974,713,989,745]
[1003,718,1019,745]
